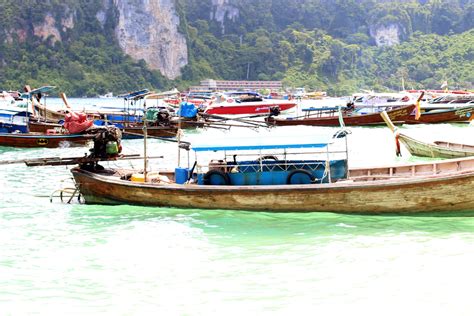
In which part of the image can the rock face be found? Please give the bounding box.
[210,0,240,34]
[114,0,188,80]
[370,24,401,46]
[33,13,75,42]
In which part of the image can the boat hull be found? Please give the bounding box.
[266,105,415,126]
[34,104,66,121]
[0,122,28,133]
[30,120,178,139]
[71,163,474,214]
[399,134,474,158]
[28,120,63,133]
[406,106,474,124]
[0,133,93,148]
[122,126,178,139]
[205,102,296,115]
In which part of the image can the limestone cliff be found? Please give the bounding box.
[33,14,62,42]
[210,0,240,34]
[32,11,75,43]
[114,0,188,80]
[370,24,401,46]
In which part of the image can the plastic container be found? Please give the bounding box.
[146,108,159,121]
[175,167,189,184]
[131,173,145,182]
[46,129,58,135]
[106,141,119,155]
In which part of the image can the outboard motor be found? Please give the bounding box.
[157,109,171,126]
[78,126,122,171]
[268,106,281,117]
[88,126,122,159]
[345,101,355,111]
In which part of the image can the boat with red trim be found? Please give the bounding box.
[204,91,297,115]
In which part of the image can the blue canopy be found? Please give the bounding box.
[192,135,334,152]
[21,86,56,98]
[118,89,150,100]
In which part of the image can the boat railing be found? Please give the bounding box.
[302,107,341,118]
[212,160,327,173]
[194,152,348,185]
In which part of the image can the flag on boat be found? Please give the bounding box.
[414,91,424,120]
[414,99,421,120]
[440,80,448,91]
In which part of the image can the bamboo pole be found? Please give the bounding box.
[143,98,148,182]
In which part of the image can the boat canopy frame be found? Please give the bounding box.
[187,129,350,185]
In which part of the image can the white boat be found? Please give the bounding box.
[203,91,297,116]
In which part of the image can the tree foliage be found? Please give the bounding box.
[0,0,472,96]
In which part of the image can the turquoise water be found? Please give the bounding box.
[2,99,474,314]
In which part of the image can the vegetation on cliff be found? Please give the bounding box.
[0,0,166,96]
[0,0,472,96]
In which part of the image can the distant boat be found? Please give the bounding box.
[204,91,297,115]
[266,104,416,127]
[0,91,30,133]
[0,109,29,133]
[0,91,16,106]
[98,92,114,98]
[22,85,67,122]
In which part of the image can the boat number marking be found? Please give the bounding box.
[455,108,472,118]
[388,108,408,119]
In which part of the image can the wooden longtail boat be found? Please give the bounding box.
[29,119,179,138]
[33,104,66,122]
[399,136,474,158]
[381,111,474,159]
[406,106,474,124]
[0,132,94,148]
[70,129,474,214]
[265,104,416,126]
[122,125,178,138]
[28,120,63,133]
[23,86,68,122]
[71,156,474,214]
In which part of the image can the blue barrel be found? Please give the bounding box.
[175,168,189,184]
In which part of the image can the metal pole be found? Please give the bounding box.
[326,145,331,183]
[343,133,349,179]
[143,100,148,182]
[177,104,182,167]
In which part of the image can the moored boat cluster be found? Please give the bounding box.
[1,85,474,214]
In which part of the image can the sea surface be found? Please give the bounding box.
[2,98,474,315]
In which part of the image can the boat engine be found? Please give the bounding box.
[145,107,171,126]
[156,109,171,126]
[88,126,122,159]
[268,106,281,117]
[77,126,122,171]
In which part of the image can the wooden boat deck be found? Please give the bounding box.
[349,156,474,181]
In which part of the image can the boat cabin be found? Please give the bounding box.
[181,131,349,186]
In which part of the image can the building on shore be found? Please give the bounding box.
[189,79,282,92]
